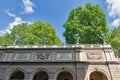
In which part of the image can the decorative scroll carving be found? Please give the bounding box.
[87,52,101,60]
[37,53,50,60]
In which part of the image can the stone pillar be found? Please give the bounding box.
[48,68,56,80]
[25,71,31,80]
[49,73,54,80]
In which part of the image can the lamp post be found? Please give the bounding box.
[74,34,80,44]
[13,34,19,45]
[100,34,106,44]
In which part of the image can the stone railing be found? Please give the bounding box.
[0,44,111,49]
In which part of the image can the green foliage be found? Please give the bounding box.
[110,26,120,57]
[63,3,109,44]
[0,34,13,45]
[0,21,61,45]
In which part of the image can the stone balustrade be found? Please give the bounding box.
[0,44,111,49]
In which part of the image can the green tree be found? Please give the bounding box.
[63,3,109,44]
[110,26,120,57]
[0,33,13,45]
[28,21,61,44]
[0,21,61,45]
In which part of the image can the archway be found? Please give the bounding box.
[90,71,108,80]
[57,71,73,80]
[33,71,48,80]
[9,70,24,80]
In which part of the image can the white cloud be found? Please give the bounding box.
[106,0,120,27]
[22,0,34,14]
[0,30,6,36]
[9,17,23,29]
[0,10,18,35]
[0,17,24,35]
[5,10,16,17]
[106,0,120,18]
[0,17,32,35]
[112,18,120,27]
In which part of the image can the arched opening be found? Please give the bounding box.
[9,70,24,80]
[90,71,108,80]
[57,71,73,80]
[33,71,48,80]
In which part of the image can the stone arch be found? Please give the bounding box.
[6,68,25,80]
[8,70,25,80]
[55,68,74,80]
[31,68,49,80]
[88,68,110,80]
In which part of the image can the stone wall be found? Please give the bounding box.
[0,44,120,80]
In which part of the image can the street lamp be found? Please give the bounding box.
[74,34,80,44]
[13,34,19,45]
[100,34,106,44]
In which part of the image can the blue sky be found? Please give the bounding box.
[0,0,120,43]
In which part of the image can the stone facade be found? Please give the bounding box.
[0,44,119,80]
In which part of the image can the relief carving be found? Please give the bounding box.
[87,52,101,60]
[37,53,50,60]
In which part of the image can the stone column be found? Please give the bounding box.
[48,68,56,80]
[24,71,31,80]
[48,73,54,80]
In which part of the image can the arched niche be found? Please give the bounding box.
[32,70,49,80]
[89,71,108,80]
[9,70,25,80]
[56,71,73,80]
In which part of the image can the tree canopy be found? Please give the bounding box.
[110,26,120,57]
[63,3,109,44]
[0,21,61,45]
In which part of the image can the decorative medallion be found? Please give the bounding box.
[87,52,101,60]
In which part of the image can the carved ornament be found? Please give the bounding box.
[87,52,101,60]
[37,53,50,60]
